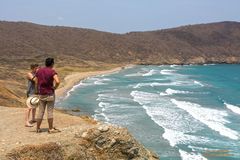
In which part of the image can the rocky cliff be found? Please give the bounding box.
[6,124,159,160]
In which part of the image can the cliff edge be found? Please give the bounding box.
[0,106,159,160]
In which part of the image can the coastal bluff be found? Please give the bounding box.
[0,106,159,160]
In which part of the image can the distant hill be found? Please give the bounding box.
[1,21,240,66]
[1,21,240,107]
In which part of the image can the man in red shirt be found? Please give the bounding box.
[35,58,60,133]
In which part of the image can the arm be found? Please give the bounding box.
[53,74,60,90]
[27,72,35,81]
[34,77,38,94]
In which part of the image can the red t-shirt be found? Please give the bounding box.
[36,67,57,95]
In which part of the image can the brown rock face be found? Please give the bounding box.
[6,125,159,160]
[0,21,240,65]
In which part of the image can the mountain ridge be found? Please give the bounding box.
[1,20,240,65]
[0,20,240,107]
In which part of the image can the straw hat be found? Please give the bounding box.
[26,95,39,108]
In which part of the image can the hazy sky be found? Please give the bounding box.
[0,0,239,33]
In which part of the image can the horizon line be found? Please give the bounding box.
[0,19,239,34]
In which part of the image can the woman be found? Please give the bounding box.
[25,64,39,127]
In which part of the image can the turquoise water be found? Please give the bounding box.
[58,64,240,160]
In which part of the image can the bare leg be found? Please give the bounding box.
[47,100,54,130]
[36,118,43,130]
[36,99,46,132]
[48,118,53,130]
[31,108,36,122]
[25,108,33,127]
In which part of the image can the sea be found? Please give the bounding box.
[57,64,240,160]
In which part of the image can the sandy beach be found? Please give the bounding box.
[56,64,134,98]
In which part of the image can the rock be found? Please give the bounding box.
[127,147,139,159]
[114,130,120,135]
[16,142,21,145]
[109,138,117,147]
[81,131,88,139]
[6,125,159,160]
[98,125,109,132]
[71,109,80,112]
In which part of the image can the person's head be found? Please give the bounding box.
[30,64,39,72]
[45,58,54,67]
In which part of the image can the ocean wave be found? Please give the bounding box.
[96,88,118,94]
[64,81,87,99]
[170,65,179,68]
[131,90,203,130]
[98,102,110,108]
[224,102,240,115]
[133,82,182,89]
[160,88,192,96]
[97,93,132,102]
[188,145,221,152]
[179,149,207,160]
[125,72,144,77]
[194,80,204,87]
[93,113,110,122]
[153,78,167,81]
[135,92,235,159]
[91,77,111,85]
[203,64,216,66]
[162,129,210,147]
[171,99,239,140]
[131,90,207,148]
[131,91,159,105]
[160,69,176,75]
[142,69,156,76]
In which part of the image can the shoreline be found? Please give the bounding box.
[56,64,135,100]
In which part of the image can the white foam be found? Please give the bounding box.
[92,77,111,85]
[188,145,220,152]
[203,64,216,66]
[170,65,179,68]
[171,99,239,140]
[97,93,131,102]
[96,88,118,94]
[131,91,159,105]
[194,81,204,87]
[98,102,110,108]
[133,82,181,89]
[125,72,144,77]
[153,78,167,81]
[142,69,156,76]
[162,129,210,147]
[93,113,110,122]
[131,91,206,147]
[64,81,87,99]
[160,88,192,96]
[160,69,176,75]
[224,102,240,115]
[179,149,207,160]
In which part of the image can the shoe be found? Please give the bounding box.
[48,127,61,134]
[25,124,33,127]
[30,120,37,124]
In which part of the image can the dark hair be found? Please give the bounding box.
[30,64,39,69]
[45,58,54,67]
